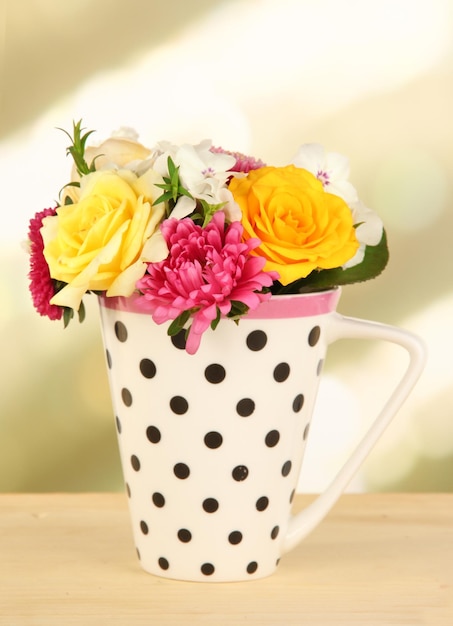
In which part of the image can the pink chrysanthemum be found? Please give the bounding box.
[210,146,266,173]
[27,207,63,321]
[136,211,278,354]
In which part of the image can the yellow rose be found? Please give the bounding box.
[42,169,166,311]
[229,165,359,285]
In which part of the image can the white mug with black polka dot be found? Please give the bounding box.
[98,288,425,582]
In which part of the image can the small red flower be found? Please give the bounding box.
[27,207,63,320]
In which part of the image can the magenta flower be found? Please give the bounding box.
[27,207,63,321]
[136,211,278,354]
[210,146,266,173]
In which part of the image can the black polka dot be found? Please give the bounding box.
[308,325,321,347]
[256,496,269,511]
[204,431,223,449]
[114,321,128,342]
[126,483,131,498]
[265,430,280,447]
[131,455,140,471]
[282,460,292,477]
[174,463,190,479]
[273,362,290,382]
[303,422,310,441]
[136,547,141,560]
[146,425,161,443]
[171,330,187,350]
[152,492,165,507]
[170,396,189,415]
[292,394,304,412]
[289,489,295,503]
[317,359,324,376]
[271,525,280,539]
[203,498,219,513]
[106,350,112,369]
[140,520,149,535]
[246,330,268,351]
[158,557,169,570]
[201,563,215,576]
[204,364,226,384]
[228,531,243,545]
[236,398,255,417]
[232,465,249,481]
[247,561,258,574]
[115,416,122,434]
[140,358,156,379]
[177,528,192,543]
[122,388,132,407]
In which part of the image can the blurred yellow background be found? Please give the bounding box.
[1,0,452,493]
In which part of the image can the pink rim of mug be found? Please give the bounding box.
[98,289,341,320]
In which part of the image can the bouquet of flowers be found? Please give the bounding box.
[27,121,388,354]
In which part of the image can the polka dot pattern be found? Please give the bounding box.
[232,465,249,481]
[140,358,156,379]
[236,398,255,417]
[146,426,161,443]
[265,430,280,447]
[273,362,290,382]
[246,330,267,351]
[204,363,226,384]
[308,325,321,347]
[158,557,169,570]
[201,563,215,576]
[114,321,128,342]
[204,431,223,449]
[170,396,189,415]
[152,492,165,507]
[99,298,329,581]
[178,529,192,543]
[228,531,243,545]
[203,498,219,513]
[122,388,133,407]
[174,463,190,479]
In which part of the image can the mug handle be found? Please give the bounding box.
[282,313,427,554]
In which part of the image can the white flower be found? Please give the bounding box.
[350,200,384,247]
[215,186,242,222]
[152,139,238,216]
[291,143,358,205]
[292,143,384,270]
[343,200,384,269]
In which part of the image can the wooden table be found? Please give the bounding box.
[0,494,451,625]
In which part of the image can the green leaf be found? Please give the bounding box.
[57,120,97,178]
[198,199,227,227]
[167,310,191,336]
[59,181,80,204]
[153,156,193,213]
[210,308,222,330]
[273,229,389,295]
[78,300,86,323]
[62,307,74,328]
[227,301,250,319]
[61,301,86,327]
[152,190,175,206]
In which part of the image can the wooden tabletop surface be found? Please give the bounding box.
[0,493,451,625]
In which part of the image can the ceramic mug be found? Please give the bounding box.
[98,289,426,582]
